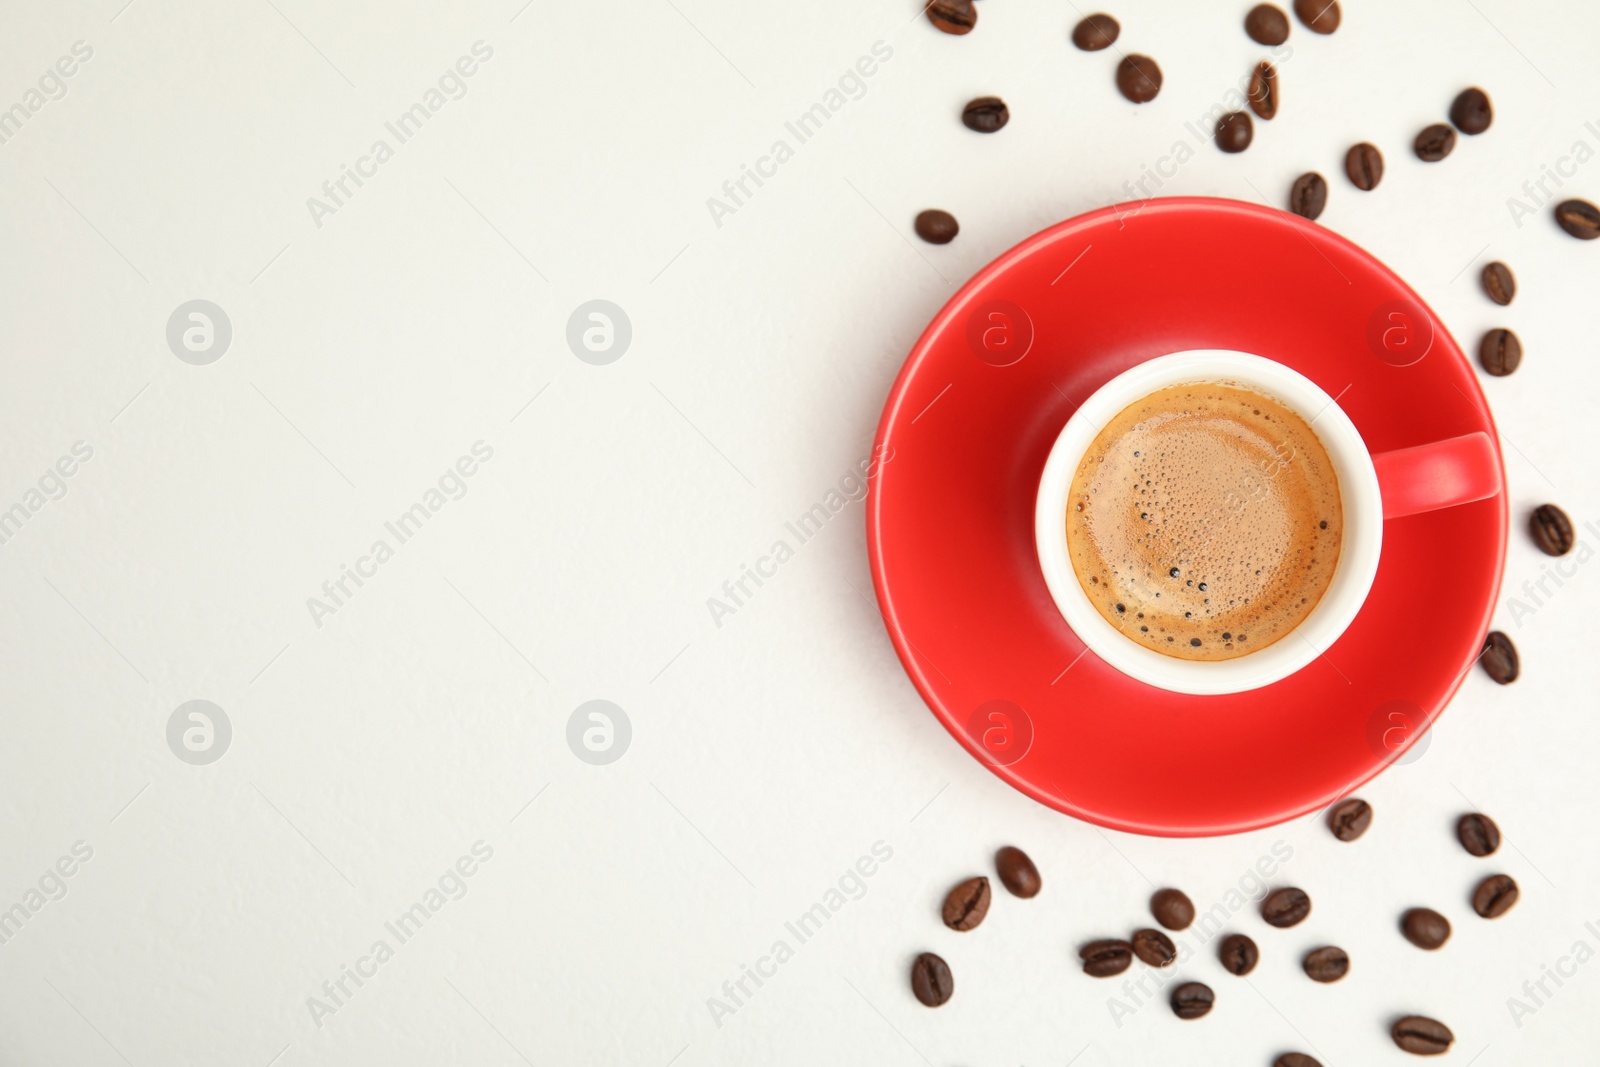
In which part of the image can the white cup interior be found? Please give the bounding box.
[1034,351,1382,695]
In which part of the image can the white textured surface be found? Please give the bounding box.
[1,1,1598,1064]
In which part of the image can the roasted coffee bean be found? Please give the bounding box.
[1289,173,1327,220]
[1345,142,1384,190]
[941,876,991,931]
[1478,328,1521,376]
[1450,87,1493,134]
[1302,945,1350,982]
[1275,1055,1323,1067]
[1216,111,1254,153]
[995,845,1041,898]
[1293,0,1340,33]
[1458,812,1502,856]
[1480,631,1519,684]
[1392,1015,1454,1055]
[914,209,959,245]
[926,0,976,35]
[1473,874,1519,918]
[1132,928,1177,967]
[1080,939,1133,977]
[1531,504,1575,556]
[911,952,953,1006]
[1555,198,1600,239]
[962,96,1008,133]
[1116,55,1163,103]
[1327,797,1372,841]
[1262,887,1311,927]
[1151,887,1195,930]
[1071,13,1120,51]
[1402,908,1452,950]
[1170,981,1214,1019]
[1481,261,1516,305]
[1218,933,1259,975]
[1415,124,1457,162]
[1249,61,1279,120]
[1245,3,1290,44]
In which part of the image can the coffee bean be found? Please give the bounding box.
[1245,3,1290,44]
[926,0,976,35]
[1480,631,1519,684]
[1401,907,1451,950]
[1218,933,1259,975]
[1473,873,1519,918]
[1530,503,1575,556]
[1249,61,1279,120]
[1116,55,1162,103]
[1555,198,1600,239]
[1327,797,1372,841]
[962,96,1009,133]
[1345,142,1384,190]
[1289,173,1327,219]
[942,876,991,931]
[1478,328,1521,376]
[995,845,1041,898]
[1151,887,1195,930]
[1392,1015,1454,1055]
[911,952,953,1006]
[1481,261,1516,305]
[1170,981,1214,1019]
[1457,812,1502,856]
[1216,111,1253,153]
[1293,0,1340,33]
[1302,945,1349,982]
[1071,13,1120,51]
[1275,1055,1323,1067]
[1262,887,1311,928]
[1450,87,1493,134]
[1132,928,1177,967]
[1080,939,1133,977]
[1415,124,1456,162]
[914,209,959,245]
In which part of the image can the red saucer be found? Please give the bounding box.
[866,198,1507,837]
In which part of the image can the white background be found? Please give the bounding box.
[2,0,1598,1064]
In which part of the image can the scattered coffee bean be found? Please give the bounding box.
[1245,3,1290,44]
[1170,981,1215,1019]
[1216,111,1254,153]
[1071,13,1120,51]
[1293,0,1340,33]
[1555,198,1600,239]
[1262,887,1311,928]
[914,209,959,245]
[941,876,991,931]
[1393,1015,1454,1055]
[1151,887,1196,930]
[1080,939,1133,977]
[1275,1055,1323,1067]
[911,952,953,1006]
[1473,873,1519,918]
[1132,928,1177,967]
[995,845,1041,898]
[962,96,1009,133]
[1302,945,1349,982]
[1450,87,1493,135]
[1480,631,1519,684]
[1458,812,1502,856]
[926,0,976,35]
[1478,328,1521,376]
[1116,55,1163,103]
[1345,142,1384,190]
[1481,261,1516,305]
[1218,933,1259,975]
[1327,797,1372,841]
[1249,61,1279,120]
[1530,503,1575,556]
[1415,124,1457,162]
[1289,173,1327,219]
[1402,907,1452,950]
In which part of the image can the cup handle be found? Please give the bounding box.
[1372,431,1502,520]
